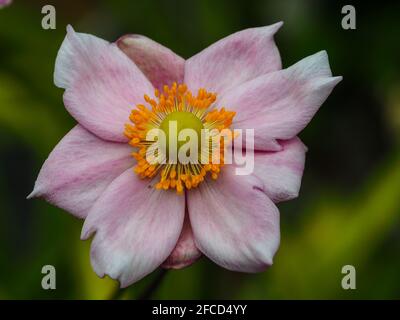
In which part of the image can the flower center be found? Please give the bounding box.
[159,111,204,153]
[124,82,236,194]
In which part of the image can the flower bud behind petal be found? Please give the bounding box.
[162,215,202,269]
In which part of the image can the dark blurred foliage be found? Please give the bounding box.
[0,0,399,299]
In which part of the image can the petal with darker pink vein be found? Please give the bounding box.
[187,166,280,272]
[253,137,307,203]
[54,25,154,142]
[219,51,342,151]
[28,125,134,219]
[117,34,185,91]
[185,22,283,95]
[81,169,185,287]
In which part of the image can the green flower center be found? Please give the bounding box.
[160,111,204,153]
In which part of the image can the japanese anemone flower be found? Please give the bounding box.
[29,22,341,287]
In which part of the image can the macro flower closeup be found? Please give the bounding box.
[29,22,341,287]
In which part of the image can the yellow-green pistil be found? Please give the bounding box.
[160,111,204,154]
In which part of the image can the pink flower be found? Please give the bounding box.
[29,23,341,287]
[0,0,12,9]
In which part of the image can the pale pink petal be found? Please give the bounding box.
[28,125,134,219]
[54,25,154,142]
[185,22,283,95]
[219,51,342,151]
[162,213,202,269]
[253,137,307,203]
[117,34,185,91]
[81,170,185,287]
[187,166,280,272]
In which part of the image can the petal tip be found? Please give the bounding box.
[118,279,131,289]
[66,24,74,34]
[80,224,93,241]
[333,75,343,83]
[320,75,343,88]
[313,50,329,66]
[26,189,38,200]
[260,21,284,36]
[116,34,141,47]
[312,49,328,60]
[293,136,308,153]
[272,21,284,30]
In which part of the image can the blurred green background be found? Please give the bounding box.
[0,0,399,299]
